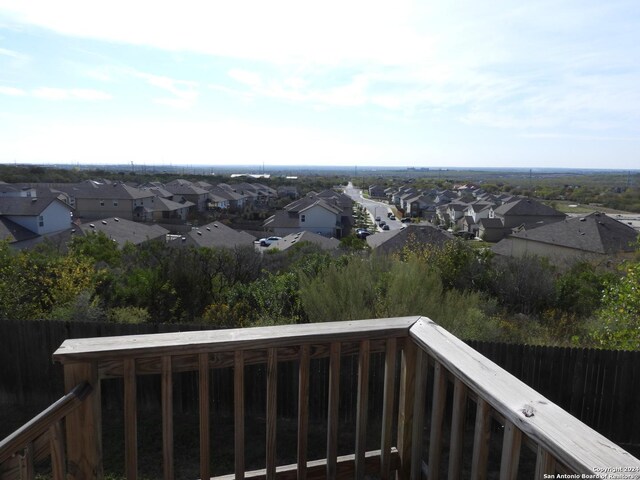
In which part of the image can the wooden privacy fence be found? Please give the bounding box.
[1,319,640,446]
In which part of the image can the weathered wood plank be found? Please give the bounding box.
[199,353,210,480]
[410,318,640,475]
[18,443,34,480]
[428,360,447,480]
[54,317,418,363]
[326,342,341,479]
[266,348,278,480]
[448,378,467,480]
[161,356,174,480]
[355,339,370,480]
[49,420,65,480]
[234,350,245,480]
[0,382,90,465]
[535,445,556,479]
[410,349,427,480]
[97,339,396,378]
[123,358,137,480]
[396,339,417,480]
[297,344,310,480]
[380,337,397,480]
[63,363,103,480]
[499,421,521,480]
[214,448,400,480]
[470,398,491,480]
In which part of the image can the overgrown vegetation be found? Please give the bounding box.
[1,232,638,349]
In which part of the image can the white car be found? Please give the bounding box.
[259,236,282,247]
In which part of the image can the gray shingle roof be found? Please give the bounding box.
[267,231,339,251]
[493,198,564,217]
[0,196,69,216]
[366,224,454,253]
[0,217,38,243]
[508,212,638,254]
[77,217,168,247]
[172,221,255,249]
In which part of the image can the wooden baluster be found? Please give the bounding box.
[161,356,174,480]
[266,348,278,480]
[199,353,210,480]
[410,349,428,480]
[326,342,341,479]
[380,337,397,480]
[448,378,467,480]
[355,339,371,480]
[124,358,137,480]
[397,340,417,480]
[19,442,34,480]
[470,399,491,480]
[49,420,66,480]
[534,445,556,479]
[63,362,102,480]
[297,344,310,480]
[499,421,522,480]
[235,350,245,480]
[428,361,447,480]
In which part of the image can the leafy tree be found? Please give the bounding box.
[593,260,640,350]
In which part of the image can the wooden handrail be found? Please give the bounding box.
[0,382,91,464]
[408,317,640,476]
[52,317,418,363]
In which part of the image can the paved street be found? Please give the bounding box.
[344,183,403,231]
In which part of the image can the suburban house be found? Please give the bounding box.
[368,185,387,198]
[490,197,566,230]
[366,224,454,255]
[0,196,73,236]
[210,185,247,211]
[478,217,507,242]
[266,231,340,252]
[75,217,169,248]
[491,212,639,267]
[169,221,255,249]
[151,197,194,223]
[263,192,352,238]
[57,181,157,222]
[164,180,209,212]
[405,194,437,219]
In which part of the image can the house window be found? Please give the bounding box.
[38,215,44,227]
[113,200,118,207]
[100,200,105,206]
[301,214,306,223]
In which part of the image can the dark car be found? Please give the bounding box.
[382,224,390,230]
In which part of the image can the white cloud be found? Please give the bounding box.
[134,71,199,108]
[0,85,26,96]
[31,87,112,101]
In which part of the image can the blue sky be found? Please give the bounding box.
[0,1,639,169]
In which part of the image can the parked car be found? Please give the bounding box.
[375,216,381,222]
[389,214,396,220]
[259,236,282,246]
[401,217,411,223]
[356,228,371,239]
[453,231,475,240]
[382,224,390,230]
[378,220,386,227]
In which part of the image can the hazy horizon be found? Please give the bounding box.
[1,1,639,170]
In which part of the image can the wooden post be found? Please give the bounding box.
[410,350,428,480]
[63,362,103,480]
[327,342,341,479]
[297,344,310,480]
[396,340,417,480]
[124,358,137,480]
[534,445,556,479]
[161,356,174,480]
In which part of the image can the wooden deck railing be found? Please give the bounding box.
[4,316,640,479]
[0,382,92,480]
